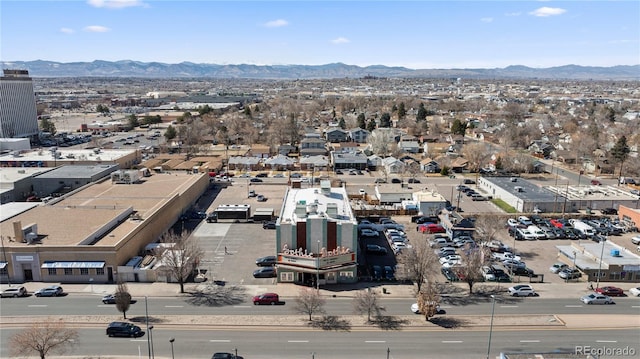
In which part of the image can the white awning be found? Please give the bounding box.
[0,262,7,270]
[276,263,356,274]
[41,261,105,269]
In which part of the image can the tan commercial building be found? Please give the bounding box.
[0,171,208,284]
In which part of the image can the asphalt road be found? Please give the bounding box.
[0,327,637,359]
[1,295,638,318]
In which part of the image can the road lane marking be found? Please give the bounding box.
[500,305,518,308]
[596,340,617,343]
[131,339,146,342]
[209,340,231,343]
[27,305,47,307]
[520,340,540,343]
[565,305,583,307]
[288,340,309,343]
[164,305,183,308]
[631,306,640,308]
[365,341,386,343]
[234,305,251,308]
[442,340,463,343]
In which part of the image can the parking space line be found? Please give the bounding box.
[27,305,47,307]
[565,305,582,307]
[596,340,617,343]
[164,305,183,308]
[288,340,309,343]
[365,341,386,343]
[500,305,518,308]
[442,340,463,343]
[209,340,231,343]
[520,340,540,343]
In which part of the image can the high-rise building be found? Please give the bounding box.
[0,69,39,139]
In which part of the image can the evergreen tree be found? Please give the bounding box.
[610,136,630,181]
[398,102,406,119]
[605,107,615,122]
[416,103,427,122]
[380,112,392,127]
[366,119,377,132]
[451,119,467,136]
[338,117,346,129]
[39,117,56,135]
[165,125,177,141]
[357,113,366,129]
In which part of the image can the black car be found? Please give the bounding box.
[255,173,269,178]
[253,267,277,278]
[441,267,460,282]
[601,208,618,215]
[463,179,475,184]
[366,244,388,255]
[335,169,344,175]
[250,178,263,183]
[408,178,421,183]
[262,221,276,229]
[106,322,144,338]
[391,178,402,183]
[255,255,277,267]
[511,267,535,277]
[212,353,244,359]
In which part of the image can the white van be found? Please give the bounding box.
[571,220,596,237]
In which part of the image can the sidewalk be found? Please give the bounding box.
[9,280,612,300]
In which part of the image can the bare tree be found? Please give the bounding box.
[395,238,439,294]
[456,243,489,295]
[155,230,204,293]
[10,317,78,359]
[473,215,507,244]
[461,142,492,175]
[353,289,384,323]
[416,281,441,321]
[294,288,326,321]
[115,280,132,319]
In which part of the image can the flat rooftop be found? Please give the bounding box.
[557,241,640,270]
[0,167,55,184]
[280,185,355,223]
[546,184,638,201]
[0,171,205,248]
[0,148,134,163]
[486,176,557,201]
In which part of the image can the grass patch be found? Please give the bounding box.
[492,198,516,213]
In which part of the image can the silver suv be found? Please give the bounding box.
[1,286,28,298]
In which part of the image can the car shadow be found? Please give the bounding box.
[429,316,468,329]
[373,315,409,330]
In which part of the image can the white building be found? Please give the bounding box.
[275,181,358,286]
[0,70,39,140]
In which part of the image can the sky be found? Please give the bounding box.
[1,0,639,69]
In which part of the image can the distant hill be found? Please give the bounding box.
[1,60,638,80]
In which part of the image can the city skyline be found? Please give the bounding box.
[1,0,639,69]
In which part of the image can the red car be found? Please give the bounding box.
[549,219,564,229]
[595,286,624,297]
[252,293,281,305]
[419,224,446,234]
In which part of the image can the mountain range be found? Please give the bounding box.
[1,60,638,80]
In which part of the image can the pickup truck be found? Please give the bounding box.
[491,251,521,262]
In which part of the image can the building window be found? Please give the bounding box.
[280,272,294,282]
[64,268,73,275]
[96,268,104,276]
[47,268,57,276]
[339,271,354,278]
[80,268,89,275]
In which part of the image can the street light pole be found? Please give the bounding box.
[316,240,320,291]
[486,294,496,359]
[148,325,155,359]
[145,296,151,359]
[169,338,175,359]
[596,237,606,290]
[0,236,11,285]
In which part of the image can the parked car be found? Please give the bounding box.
[595,286,624,297]
[407,178,421,183]
[371,265,383,280]
[558,268,582,280]
[629,287,640,297]
[502,259,526,269]
[360,229,379,237]
[0,286,28,298]
[441,267,460,281]
[590,179,602,185]
[366,244,388,255]
[249,178,263,183]
[34,285,64,297]
[418,223,446,234]
[631,235,640,245]
[383,265,395,280]
[511,267,535,277]
[600,208,617,215]
[262,221,276,229]
[106,321,144,337]
[391,178,402,183]
[256,195,267,202]
[549,262,568,273]
[255,255,277,267]
[253,267,277,278]
[580,293,615,305]
[255,173,268,178]
[101,293,136,304]
[252,292,281,305]
[508,284,537,297]
[410,302,445,315]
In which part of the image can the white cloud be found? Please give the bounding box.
[505,12,521,16]
[529,7,567,17]
[331,37,350,44]
[264,19,288,28]
[87,0,147,9]
[60,28,75,34]
[84,25,111,33]
[480,17,493,23]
